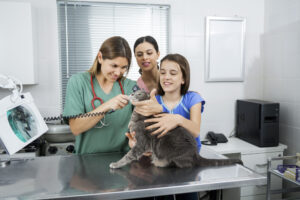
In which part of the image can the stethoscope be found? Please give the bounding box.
[90,74,124,109]
[90,74,125,128]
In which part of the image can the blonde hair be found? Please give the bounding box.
[88,36,132,80]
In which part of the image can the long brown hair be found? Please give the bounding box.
[157,54,190,96]
[88,36,132,80]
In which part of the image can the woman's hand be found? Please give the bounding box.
[125,131,152,156]
[104,94,129,111]
[125,131,136,148]
[131,89,162,116]
[145,113,182,138]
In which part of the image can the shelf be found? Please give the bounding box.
[270,169,300,186]
[267,155,300,200]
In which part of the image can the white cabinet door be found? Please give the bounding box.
[241,152,283,197]
[240,194,265,200]
[0,2,37,84]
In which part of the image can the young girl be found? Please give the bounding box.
[130,53,204,200]
[145,53,205,152]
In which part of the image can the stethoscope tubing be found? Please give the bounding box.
[90,74,125,110]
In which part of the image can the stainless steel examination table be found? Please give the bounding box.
[0,147,266,199]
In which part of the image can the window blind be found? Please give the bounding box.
[57,1,169,108]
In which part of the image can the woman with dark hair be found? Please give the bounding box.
[134,35,160,93]
[63,36,137,154]
[126,36,163,148]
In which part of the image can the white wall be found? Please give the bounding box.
[0,0,265,140]
[263,0,300,155]
[170,0,264,139]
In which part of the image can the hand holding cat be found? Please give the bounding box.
[131,89,163,116]
[125,131,136,148]
[145,113,182,138]
[126,131,152,156]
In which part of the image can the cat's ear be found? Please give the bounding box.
[132,85,140,92]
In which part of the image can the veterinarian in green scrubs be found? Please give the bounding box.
[63,36,136,154]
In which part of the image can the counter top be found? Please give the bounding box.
[0,147,265,200]
[204,137,287,155]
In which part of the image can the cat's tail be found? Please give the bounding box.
[195,155,243,167]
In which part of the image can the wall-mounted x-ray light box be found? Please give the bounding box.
[205,16,246,82]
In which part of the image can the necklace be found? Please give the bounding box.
[162,96,182,111]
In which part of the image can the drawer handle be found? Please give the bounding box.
[256,163,267,168]
[256,184,267,188]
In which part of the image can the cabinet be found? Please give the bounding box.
[239,152,283,199]
[204,137,287,200]
[0,2,37,84]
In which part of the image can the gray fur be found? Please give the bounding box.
[110,90,243,169]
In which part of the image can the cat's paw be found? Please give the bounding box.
[109,162,121,169]
[152,159,169,167]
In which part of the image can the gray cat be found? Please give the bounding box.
[110,90,243,169]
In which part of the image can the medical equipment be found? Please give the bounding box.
[43,75,125,127]
[0,74,48,160]
[41,124,75,156]
[43,78,140,125]
[91,74,126,127]
[90,74,124,109]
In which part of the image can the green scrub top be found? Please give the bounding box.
[63,72,136,154]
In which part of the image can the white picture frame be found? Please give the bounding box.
[205,16,246,82]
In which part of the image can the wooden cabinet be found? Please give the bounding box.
[205,137,287,200]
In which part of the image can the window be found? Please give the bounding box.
[57,1,169,107]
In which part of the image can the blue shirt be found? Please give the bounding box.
[155,91,205,152]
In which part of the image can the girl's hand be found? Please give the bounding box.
[145,113,181,138]
[131,89,162,116]
[104,94,129,111]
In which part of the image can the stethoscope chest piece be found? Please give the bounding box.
[90,74,125,128]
